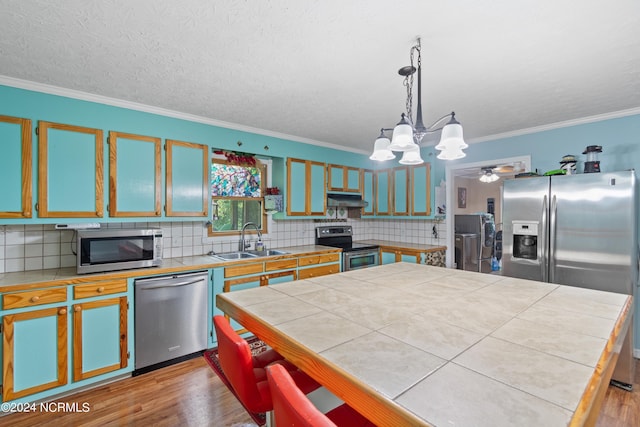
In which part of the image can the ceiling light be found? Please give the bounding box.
[399,145,424,165]
[369,130,396,160]
[479,168,499,183]
[371,37,467,163]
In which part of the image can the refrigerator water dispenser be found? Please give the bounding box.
[512,221,538,260]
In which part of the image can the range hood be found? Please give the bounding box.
[326,193,368,208]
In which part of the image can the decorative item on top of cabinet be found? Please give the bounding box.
[0,115,32,218]
[108,131,161,217]
[327,164,361,193]
[165,139,209,217]
[286,158,326,216]
[37,121,103,218]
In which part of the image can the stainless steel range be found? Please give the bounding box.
[315,226,379,271]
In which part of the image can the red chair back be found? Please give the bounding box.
[266,363,337,427]
[213,315,272,413]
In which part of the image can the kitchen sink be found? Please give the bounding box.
[245,249,289,257]
[211,251,259,260]
[210,249,289,260]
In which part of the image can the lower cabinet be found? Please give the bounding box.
[380,247,422,264]
[1,280,131,404]
[298,253,341,279]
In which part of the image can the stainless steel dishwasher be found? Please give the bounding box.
[134,271,208,374]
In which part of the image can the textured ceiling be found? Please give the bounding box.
[1,0,639,154]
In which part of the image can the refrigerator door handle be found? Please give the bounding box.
[549,195,557,283]
[541,195,548,282]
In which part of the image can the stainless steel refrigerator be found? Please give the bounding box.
[502,170,637,389]
[454,214,495,273]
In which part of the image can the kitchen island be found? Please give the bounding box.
[216,262,633,427]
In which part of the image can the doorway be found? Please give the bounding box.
[443,155,531,268]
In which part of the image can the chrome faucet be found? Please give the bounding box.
[239,222,262,251]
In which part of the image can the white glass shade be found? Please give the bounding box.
[436,146,466,160]
[369,136,396,161]
[388,122,416,151]
[398,145,424,165]
[479,172,499,183]
[435,122,468,151]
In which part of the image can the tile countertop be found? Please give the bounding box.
[216,262,633,427]
[356,240,446,252]
[0,245,340,291]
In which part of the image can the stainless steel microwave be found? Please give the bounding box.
[77,228,163,274]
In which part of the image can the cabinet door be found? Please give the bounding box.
[380,249,397,265]
[309,161,326,215]
[361,169,374,216]
[37,121,103,218]
[108,131,161,217]
[261,270,297,286]
[392,166,409,215]
[165,139,209,217]
[2,307,68,401]
[0,115,32,218]
[72,297,128,382]
[411,163,431,216]
[327,165,345,191]
[286,158,326,216]
[375,170,391,216]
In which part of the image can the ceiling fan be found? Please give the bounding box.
[478,163,524,182]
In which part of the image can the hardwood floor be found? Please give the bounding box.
[1,357,638,426]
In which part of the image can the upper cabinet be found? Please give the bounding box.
[327,164,360,193]
[286,158,326,216]
[410,163,431,216]
[37,121,104,218]
[165,139,209,217]
[361,169,375,216]
[374,169,391,216]
[108,131,162,217]
[0,115,32,218]
[392,166,409,216]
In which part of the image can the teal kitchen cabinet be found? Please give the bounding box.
[1,279,131,403]
[361,169,374,216]
[379,246,422,265]
[374,169,391,216]
[392,166,409,216]
[71,280,129,382]
[108,131,162,217]
[165,139,209,217]
[1,287,68,402]
[410,163,431,216]
[327,164,361,193]
[0,115,32,219]
[286,158,326,216]
[37,121,104,218]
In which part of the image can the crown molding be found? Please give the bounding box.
[467,107,640,144]
[0,75,368,155]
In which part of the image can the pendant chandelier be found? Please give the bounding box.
[370,38,468,163]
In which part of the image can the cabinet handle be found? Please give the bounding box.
[59,308,67,315]
[30,296,40,303]
[74,306,82,312]
[120,334,126,340]
[97,286,105,293]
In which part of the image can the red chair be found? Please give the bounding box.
[266,363,374,427]
[213,315,320,413]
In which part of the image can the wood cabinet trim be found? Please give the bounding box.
[37,121,104,218]
[298,264,340,280]
[72,296,127,382]
[224,263,265,278]
[165,139,209,217]
[298,253,340,266]
[374,169,391,216]
[265,259,298,271]
[2,287,67,310]
[286,158,326,216]
[73,279,127,299]
[108,131,162,217]
[327,164,361,193]
[0,115,32,218]
[410,163,432,216]
[2,307,68,401]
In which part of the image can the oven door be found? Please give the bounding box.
[343,249,379,271]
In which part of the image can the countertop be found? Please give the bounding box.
[0,244,340,292]
[217,262,632,426]
[356,240,446,252]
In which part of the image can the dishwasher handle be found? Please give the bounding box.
[138,278,205,290]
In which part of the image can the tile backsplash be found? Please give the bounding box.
[0,218,447,274]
